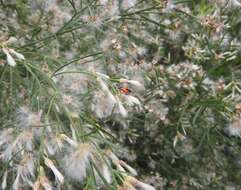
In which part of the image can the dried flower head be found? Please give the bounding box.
[63,143,93,182]
[225,117,241,137]
[16,107,43,128]
[12,153,35,190]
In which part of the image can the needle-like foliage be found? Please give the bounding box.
[0,0,241,189]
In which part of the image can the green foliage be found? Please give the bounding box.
[0,0,241,189]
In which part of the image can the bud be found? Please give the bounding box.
[44,157,64,184]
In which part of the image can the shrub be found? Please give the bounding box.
[0,0,241,189]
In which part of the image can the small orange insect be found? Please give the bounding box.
[119,87,131,95]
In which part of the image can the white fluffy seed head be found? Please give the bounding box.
[93,159,112,185]
[1,131,34,161]
[226,118,241,137]
[0,128,14,148]
[16,107,43,128]
[122,95,142,110]
[63,143,92,182]
[12,153,35,190]
[116,98,128,118]
[91,90,117,118]
[122,0,137,10]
